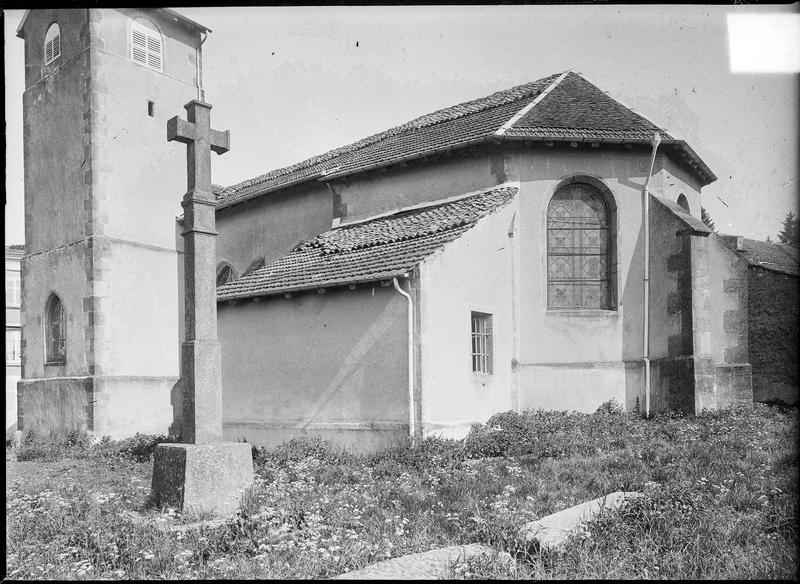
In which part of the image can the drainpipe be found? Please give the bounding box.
[392,276,416,443]
[196,31,208,100]
[643,131,662,418]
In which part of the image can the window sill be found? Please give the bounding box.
[44,361,66,367]
[545,309,619,318]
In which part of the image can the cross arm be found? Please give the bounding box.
[210,129,230,155]
[167,116,196,145]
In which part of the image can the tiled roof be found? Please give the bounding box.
[737,238,799,276]
[216,185,518,300]
[216,71,716,210]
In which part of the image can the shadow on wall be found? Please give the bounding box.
[169,379,182,438]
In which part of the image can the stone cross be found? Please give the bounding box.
[150,99,251,518]
[167,100,229,444]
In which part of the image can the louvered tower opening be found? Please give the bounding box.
[130,20,163,72]
[44,23,61,65]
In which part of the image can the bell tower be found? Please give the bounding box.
[16,8,209,438]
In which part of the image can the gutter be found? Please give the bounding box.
[643,132,662,418]
[393,276,416,443]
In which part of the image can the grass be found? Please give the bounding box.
[5,402,798,579]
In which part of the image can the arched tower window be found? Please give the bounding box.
[130,19,163,72]
[44,23,61,65]
[216,263,236,287]
[547,182,615,309]
[677,194,690,213]
[45,292,66,364]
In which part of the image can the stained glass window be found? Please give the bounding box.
[46,293,66,364]
[547,184,611,309]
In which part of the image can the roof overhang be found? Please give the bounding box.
[215,132,716,210]
[216,271,410,303]
[498,134,717,187]
[16,8,210,39]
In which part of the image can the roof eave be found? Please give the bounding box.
[216,170,327,210]
[16,9,30,38]
[159,8,212,33]
[16,8,211,38]
[216,270,412,302]
[500,134,716,186]
[317,136,494,182]
[664,139,717,187]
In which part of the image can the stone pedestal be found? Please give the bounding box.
[150,442,254,517]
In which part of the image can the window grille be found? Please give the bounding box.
[45,293,66,364]
[547,183,611,309]
[44,23,61,65]
[131,20,163,72]
[471,312,493,374]
[6,329,21,364]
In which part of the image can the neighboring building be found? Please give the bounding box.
[19,9,788,449]
[722,236,799,406]
[6,245,24,436]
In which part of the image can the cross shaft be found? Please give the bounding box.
[167,99,229,444]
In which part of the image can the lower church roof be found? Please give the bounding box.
[216,184,518,301]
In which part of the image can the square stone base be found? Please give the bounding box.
[150,442,254,517]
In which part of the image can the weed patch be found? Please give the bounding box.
[6,403,797,579]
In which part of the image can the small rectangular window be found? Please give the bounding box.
[470,311,493,374]
[6,328,21,365]
[6,272,21,307]
[147,100,155,117]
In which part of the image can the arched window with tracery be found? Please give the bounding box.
[45,292,66,364]
[216,263,236,287]
[547,182,615,310]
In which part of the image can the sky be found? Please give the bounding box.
[4,5,798,245]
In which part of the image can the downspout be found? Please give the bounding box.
[196,31,208,100]
[393,276,416,443]
[508,212,521,413]
[643,132,662,418]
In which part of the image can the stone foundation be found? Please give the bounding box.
[17,375,176,439]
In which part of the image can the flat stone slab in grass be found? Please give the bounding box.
[331,544,509,580]
[519,491,642,550]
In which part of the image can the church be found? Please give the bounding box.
[16,9,794,450]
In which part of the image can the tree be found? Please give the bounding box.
[777,211,799,246]
[701,207,716,232]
